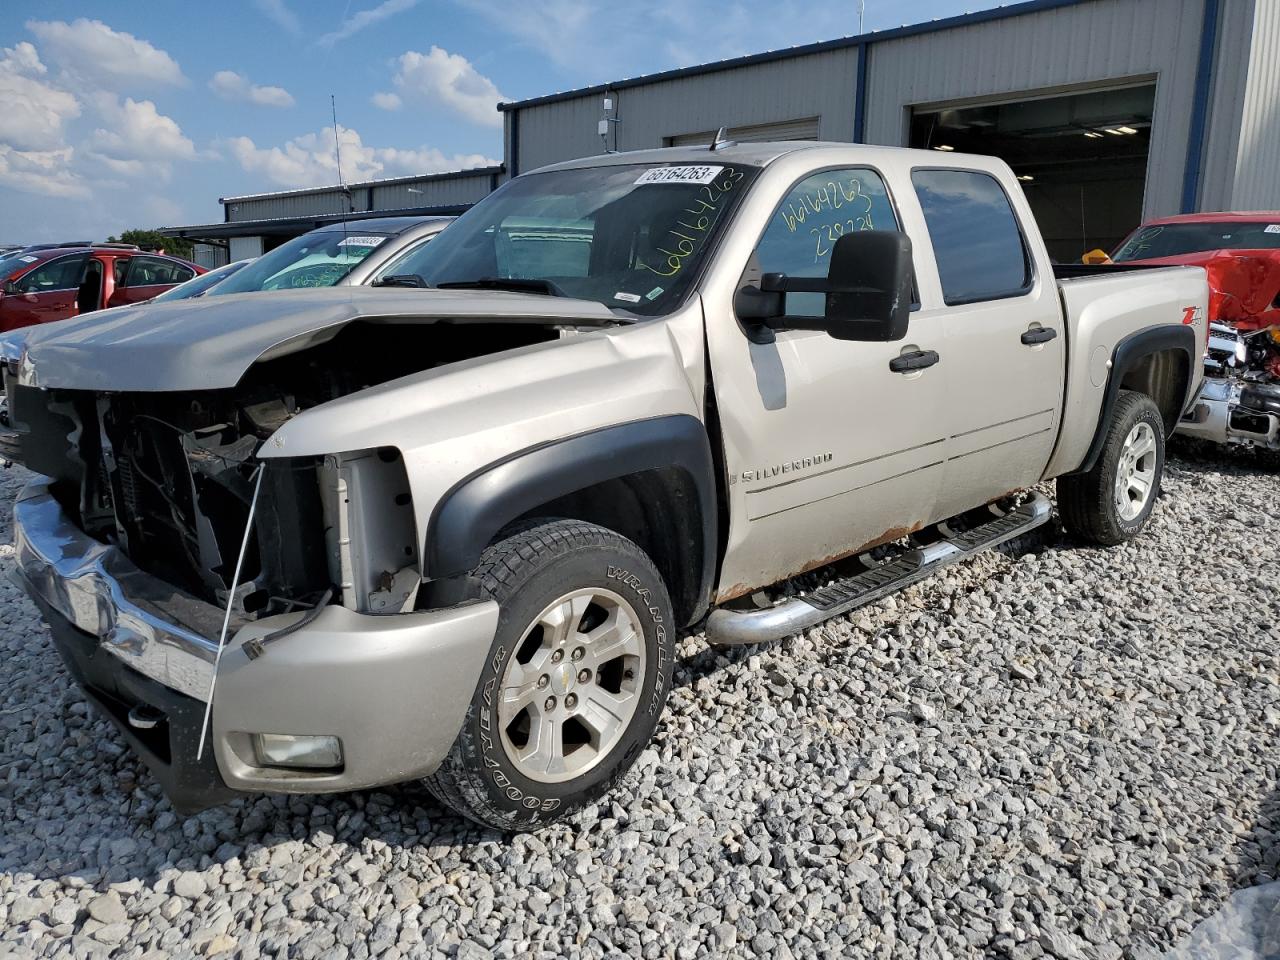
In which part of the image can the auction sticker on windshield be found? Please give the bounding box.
[337,235,386,247]
[635,165,724,185]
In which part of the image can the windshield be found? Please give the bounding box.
[148,260,249,303]
[1113,221,1280,261]
[209,231,390,295]
[0,252,40,281]
[373,162,757,316]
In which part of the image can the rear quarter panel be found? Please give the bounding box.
[1044,266,1208,478]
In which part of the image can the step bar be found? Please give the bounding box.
[705,492,1052,646]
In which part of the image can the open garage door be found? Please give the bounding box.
[910,84,1155,263]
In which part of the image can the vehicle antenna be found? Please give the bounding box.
[709,126,737,151]
[331,94,351,247]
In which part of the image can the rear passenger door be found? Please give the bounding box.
[113,256,195,305]
[910,168,1064,518]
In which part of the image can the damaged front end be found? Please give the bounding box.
[6,382,354,623]
[2,296,600,807]
[1177,251,1280,452]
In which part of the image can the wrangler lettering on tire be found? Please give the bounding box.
[425,519,675,831]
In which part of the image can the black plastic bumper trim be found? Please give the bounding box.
[30,590,238,815]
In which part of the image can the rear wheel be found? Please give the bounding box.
[425,519,674,831]
[1059,390,1165,545]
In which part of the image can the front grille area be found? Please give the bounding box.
[91,394,331,618]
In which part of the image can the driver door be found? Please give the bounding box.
[6,254,89,327]
[704,167,949,600]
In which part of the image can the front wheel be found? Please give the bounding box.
[1058,390,1165,545]
[425,519,674,831]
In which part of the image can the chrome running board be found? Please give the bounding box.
[705,492,1052,646]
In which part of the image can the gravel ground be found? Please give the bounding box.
[1,444,1278,960]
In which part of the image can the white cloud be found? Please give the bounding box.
[253,0,302,35]
[83,95,195,180]
[453,0,592,68]
[210,70,295,108]
[0,145,88,198]
[0,43,81,152]
[371,91,402,111]
[3,41,45,75]
[390,47,506,128]
[225,124,496,188]
[318,0,422,47]
[451,0,860,81]
[26,18,184,89]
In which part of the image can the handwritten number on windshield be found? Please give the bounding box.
[639,169,745,277]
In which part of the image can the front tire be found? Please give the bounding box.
[425,519,674,831]
[1058,390,1165,545]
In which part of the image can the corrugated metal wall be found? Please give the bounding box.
[1230,0,1280,209]
[369,171,495,210]
[225,191,348,222]
[509,48,859,174]
[862,0,1207,219]
[191,243,230,269]
[224,170,496,222]
[1199,0,1256,212]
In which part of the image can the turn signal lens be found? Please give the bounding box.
[253,733,343,769]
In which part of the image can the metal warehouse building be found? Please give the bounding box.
[168,166,502,265]
[166,0,1280,265]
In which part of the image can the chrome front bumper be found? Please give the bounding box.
[13,477,500,802]
[12,480,224,700]
[1177,376,1280,449]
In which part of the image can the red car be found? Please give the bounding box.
[0,245,205,332]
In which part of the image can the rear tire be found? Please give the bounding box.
[425,519,674,831]
[1058,390,1165,545]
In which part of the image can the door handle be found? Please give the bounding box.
[1021,326,1058,345]
[889,349,940,374]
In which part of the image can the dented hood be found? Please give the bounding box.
[15,287,619,392]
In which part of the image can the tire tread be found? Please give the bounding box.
[425,518,668,830]
[1058,390,1163,546]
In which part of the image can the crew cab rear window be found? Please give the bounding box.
[754,167,899,317]
[912,169,1031,305]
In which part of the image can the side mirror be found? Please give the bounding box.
[735,231,913,343]
[1081,248,1112,265]
[0,281,16,297]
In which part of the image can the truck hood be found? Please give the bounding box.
[16,287,620,392]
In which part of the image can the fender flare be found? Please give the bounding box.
[1072,324,1196,475]
[425,414,718,617]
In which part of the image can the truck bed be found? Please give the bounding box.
[1044,263,1208,479]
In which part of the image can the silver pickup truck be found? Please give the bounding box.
[5,142,1207,830]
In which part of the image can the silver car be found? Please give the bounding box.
[205,216,452,296]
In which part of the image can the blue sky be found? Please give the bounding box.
[0,0,994,243]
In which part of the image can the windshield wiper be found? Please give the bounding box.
[370,274,429,288]
[435,277,566,297]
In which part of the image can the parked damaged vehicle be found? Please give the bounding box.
[204,216,451,296]
[6,143,1207,830]
[1109,213,1280,456]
